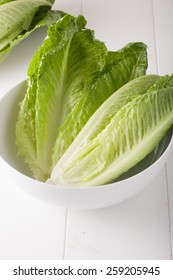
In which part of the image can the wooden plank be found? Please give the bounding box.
[166,147,173,259]
[65,171,171,259]
[152,0,173,75]
[0,162,67,259]
[152,0,173,259]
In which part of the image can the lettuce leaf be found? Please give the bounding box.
[52,42,148,165]
[0,0,16,4]
[16,15,148,181]
[50,75,173,187]
[0,0,64,62]
[16,14,107,180]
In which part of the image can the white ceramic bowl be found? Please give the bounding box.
[0,80,173,210]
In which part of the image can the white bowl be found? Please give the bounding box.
[0,80,173,210]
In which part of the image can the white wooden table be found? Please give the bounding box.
[0,0,173,260]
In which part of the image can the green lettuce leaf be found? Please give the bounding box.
[52,42,148,165]
[0,0,63,62]
[0,0,15,4]
[16,14,107,181]
[16,14,148,182]
[50,75,173,187]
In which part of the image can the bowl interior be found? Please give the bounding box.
[0,80,172,183]
[0,81,32,177]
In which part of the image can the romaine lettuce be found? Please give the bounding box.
[52,42,148,165]
[0,0,64,62]
[16,14,148,181]
[0,0,15,4]
[50,75,173,187]
[16,14,107,180]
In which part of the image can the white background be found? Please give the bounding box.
[0,0,173,260]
